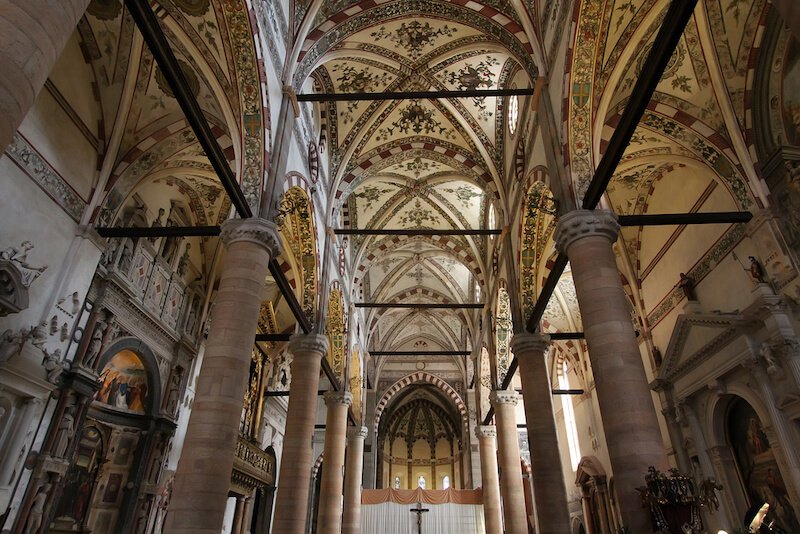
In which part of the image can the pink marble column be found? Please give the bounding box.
[556,209,667,533]
[166,219,278,533]
[341,425,367,534]
[272,334,329,534]
[490,390,528,534]
[318,391,352,534]
[475,425,503,534]
[511,333,571,534]
[0,0,90,152]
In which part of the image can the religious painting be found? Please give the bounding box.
[54,426,103,526]
[102,473,123,503]
[782,37,800,146]
[728,398,800,532]
[95,350,149,414]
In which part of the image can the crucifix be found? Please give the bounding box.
[410,501,430,534]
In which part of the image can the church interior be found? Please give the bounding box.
[1,0,800,532]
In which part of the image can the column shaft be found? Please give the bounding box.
[342,426,367,534]
[272,334,329,534]
[475,426,502,534]
[317,391,352,534]
[557,210,667,533]
[166,219,278,533]
[0,0,90,152]
[511,333,571,534]
[490,391,528,534]
[231,496,246,534]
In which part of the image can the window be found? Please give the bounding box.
[559,361,581,470]
[442,475,450,489]
[394,476,401,489]
[508,94,519,135]
[417,475,426,489]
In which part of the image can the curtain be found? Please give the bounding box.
[362,488,483,505]
[361,501,486,534]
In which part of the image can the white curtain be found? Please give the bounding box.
[362,502,485,533]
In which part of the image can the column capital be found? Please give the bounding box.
[489,389,520,407]
[555,209,619,253]
[324,390,353,407]
[347,426,368,440]
[510,332,551,355]
[475,425,497,439]
[289,333,329,358]
[220,217,281,254]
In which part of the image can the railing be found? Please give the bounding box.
[233,435,275,488]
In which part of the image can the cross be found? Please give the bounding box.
[410,501,429,534]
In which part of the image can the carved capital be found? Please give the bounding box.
[348,426,368,440]
[475,425,497,439]
[556,209,619,253]
[510,332,550,355]
[490,389,520,407]
[288,333,329,359]
[220,218,280,256]
[324,390,353,407]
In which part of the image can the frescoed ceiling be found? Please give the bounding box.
[304,0,537,381]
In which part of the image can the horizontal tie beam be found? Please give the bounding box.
[264,390,328,397]
[549,332,585,340]
[333,229,502,236]
[356,303,483,309]
[618,211,752,226]
[255,333,292,342]
[370,351,470,356]
[97,226,221,238]
[297,87,536,102]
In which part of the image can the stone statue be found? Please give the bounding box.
[760,342,780,374]
[0,328,27,363]
[53,400,76,458]
[0,241,47,287]
[43,349,66,384]
[176,243,191,277]
[30,322,47,352]
[749,256,767,284]
[119,238,134,274]
[166,368,183,416]
[24,482,51,534]
[678,272,697,301]
[149,208,166,243]
[83,319,107,369]
[699,477,723,511]
[101,238,119,267]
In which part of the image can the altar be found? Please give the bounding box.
[361,488,486,534]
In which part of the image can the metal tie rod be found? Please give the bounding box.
[297,87,536,102]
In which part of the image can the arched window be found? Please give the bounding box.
[559,361,580,470]
[417,475,426,489]
[394,476,401,489]
[442,475,450,489]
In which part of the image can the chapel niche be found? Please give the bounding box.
[727,397,800,532]
[377,385,464,490]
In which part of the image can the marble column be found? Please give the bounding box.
[475,425,503,534]
[166,219,278,533]
[342,426,368,534]
[272,334,329,534]
[0,1,91,152]
[490,390,528,534]
[556,210,667,533]
[231,496,247,534]
[318,391,352,534]
[511,333,571,534]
